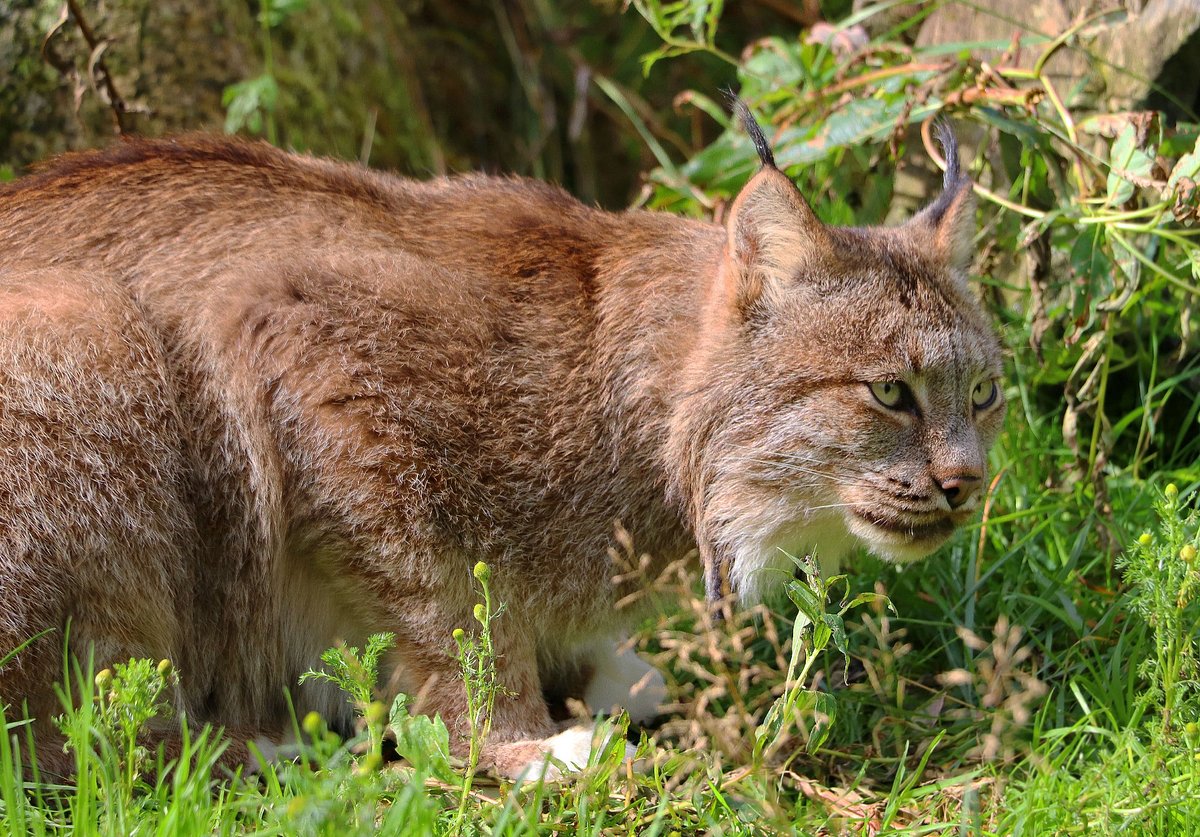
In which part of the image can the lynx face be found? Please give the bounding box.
[722,233,1005,597]
[671,118,1005,601]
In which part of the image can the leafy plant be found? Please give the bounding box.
[299,631,394,763]
[450,561,507,829]
[1120,484,1200,737]
[223,0,311,143]
[628,0,735,74]
[754,555,891,767]
[58,658,178,806]
[386,693,457,785]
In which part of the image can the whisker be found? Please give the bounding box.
[722,442,857,471]
[720,443,864,470]
[726,443,838,464]
[739,462,858,485]
[730,457,831,480]
[800,501,858,512]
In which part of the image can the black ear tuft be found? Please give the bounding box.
[727,93,777,171]
[934,119,962,188]
[912,118,976,274]
[924,119,969,225]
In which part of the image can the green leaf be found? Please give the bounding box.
[1019,144,1055,209]
[389,693,458,784]
[1168,135,1200,189]
[822,613,849,658]
[1070,224,1114,302]
[756,688,837,755]
[842,591,895,614]
[805,691,837,752]
[812,621,832,654]
[222,75,278,135]
[1106,124,1154,205]
[362,632,396,684]
[755,699,786,751]
[741,39,813,89]
[785,577,825,628]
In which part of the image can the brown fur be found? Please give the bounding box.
[0,132,1003,777]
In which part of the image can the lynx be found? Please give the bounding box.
[0,104,1003,779]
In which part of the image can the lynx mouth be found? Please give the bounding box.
[849,508,958,543]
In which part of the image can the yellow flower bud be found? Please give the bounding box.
[1185,722,1198,736]
[1138,533,1153,546]
[1165,483,1179,501]
[157,659,173,678]
[94,669,113,691]
[473,561,491,584]
[1182,545,1197,564]
[452,627,466,642]
[473,603,486,624]
[302,710,323,738]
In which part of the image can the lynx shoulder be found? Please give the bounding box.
[0,111,1003,778]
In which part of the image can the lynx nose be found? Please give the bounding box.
[937,474,981,510]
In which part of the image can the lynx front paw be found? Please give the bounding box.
[506,723,636,783]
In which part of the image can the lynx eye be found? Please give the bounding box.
[868,381,909,410]
[971,380,999,410]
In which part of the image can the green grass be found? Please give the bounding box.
[3,482,1197,834]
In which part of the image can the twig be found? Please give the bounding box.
[976,466,1008,592]
[63,0,131,134]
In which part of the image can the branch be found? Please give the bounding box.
[62,0,132,134]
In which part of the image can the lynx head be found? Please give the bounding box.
[671,102,1005,603]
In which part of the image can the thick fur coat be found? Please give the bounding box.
[0,124,1003,777]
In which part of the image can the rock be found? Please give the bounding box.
[1093,0,1200,117]
[853,0,1200,116]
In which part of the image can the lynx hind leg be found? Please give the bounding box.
[0,269,193,770]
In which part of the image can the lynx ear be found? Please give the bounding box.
[911,121,975,274]
[723,101,826,315]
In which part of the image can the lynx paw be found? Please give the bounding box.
[246,735,286,773]
[515,723,636,783]
[583,639,667,724]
